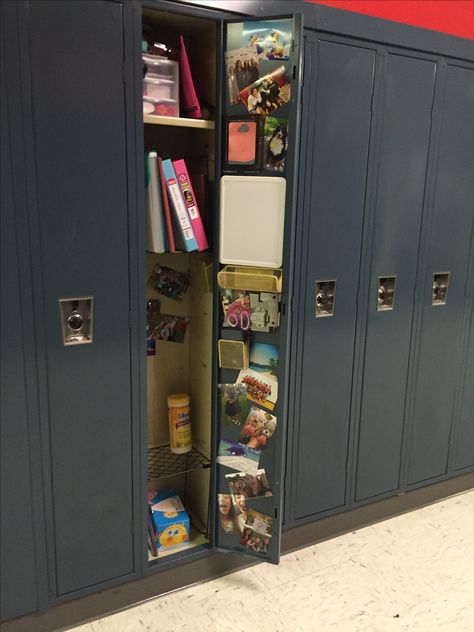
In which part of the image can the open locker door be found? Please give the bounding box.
[214,13,303,564]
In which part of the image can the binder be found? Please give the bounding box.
[172,158,208,251]
[161,159,198,252]
[145,152,166,253]
[157,156,175,253]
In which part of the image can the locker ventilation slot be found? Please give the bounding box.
[147,445,211,481]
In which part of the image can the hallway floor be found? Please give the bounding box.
[73,489,474,632]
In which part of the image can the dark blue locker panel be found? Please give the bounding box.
[354,54,436,501]
[0,128,38,623]
[407,64,474,485]
[452,296,474,471]
[28,1,135,594]
[292,38,375,520]
[0,19,40,618]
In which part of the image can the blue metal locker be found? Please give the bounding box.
[406,64,474,485]
[291,35,376,521]
[1,28,41,624]
[1,2,49,619]
[354,53,437,501]
[26,0,138,596]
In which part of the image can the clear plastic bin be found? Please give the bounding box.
[143,96,179,117]
[144,76,176,100]
[142,54,178,81]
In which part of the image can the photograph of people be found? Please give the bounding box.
[227,65,240,104]
[240,66,290,116]
[223,384,242,425]
[225,48,261,104]
[247,86,262,114]
[218,494,236,534]
[234,58,246,91]
[231,494,248,533]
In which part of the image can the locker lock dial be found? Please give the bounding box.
[59,297,94,345]
[315,280,336,317]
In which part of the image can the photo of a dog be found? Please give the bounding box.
[264,118,288,172]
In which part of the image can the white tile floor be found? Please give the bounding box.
[73,490,474,632]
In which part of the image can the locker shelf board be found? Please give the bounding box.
[148,526,208,563]
[144,114,215,129]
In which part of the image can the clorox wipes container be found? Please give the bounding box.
[167,394,192,454]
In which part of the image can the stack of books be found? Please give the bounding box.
[145,155,209,253]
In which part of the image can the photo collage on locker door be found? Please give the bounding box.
[224,20,292,174]
[217,18,294,558]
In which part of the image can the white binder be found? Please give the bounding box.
[145,152,166,253]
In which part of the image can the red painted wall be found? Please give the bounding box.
[306,1,474,40]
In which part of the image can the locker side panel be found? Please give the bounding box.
[1,12,41,617]
[28,1,135,594]
[452,298,474,471]
[293,39,375,520]
[355,54,436,501]
[407,64,474,485]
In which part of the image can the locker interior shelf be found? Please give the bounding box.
[147,444,211,480]
[143,114,215,129]
[148,526,208,563]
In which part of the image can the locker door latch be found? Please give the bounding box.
[59,297,94,345]
[432,272,450,306]
[315,280,336,317]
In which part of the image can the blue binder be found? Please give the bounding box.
[161,159,198,252]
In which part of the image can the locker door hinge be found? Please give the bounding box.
[130,519,135,534]
[122,62,127,83]
[128,311,133,329]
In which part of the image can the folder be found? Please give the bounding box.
[172,158,208,251]
[179,35,202,119]
[161,159,198,252]
[157,157,175,253]
[145,152,166,253]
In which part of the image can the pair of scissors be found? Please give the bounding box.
[225,299,251,330]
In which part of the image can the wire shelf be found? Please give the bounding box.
[147,445,211,481]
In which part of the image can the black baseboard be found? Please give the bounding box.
[3,471,473,632]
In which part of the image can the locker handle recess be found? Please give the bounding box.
[59,297,94,345]
[432,273,450,306]
[315,280,336,317]
[377,276,396,311]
